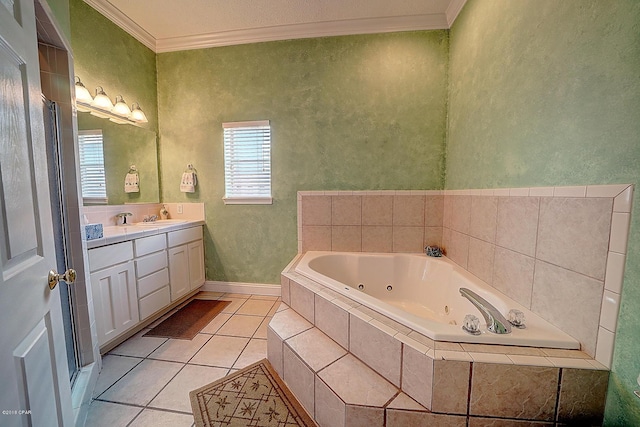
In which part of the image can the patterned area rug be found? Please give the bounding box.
[190,359,317,427]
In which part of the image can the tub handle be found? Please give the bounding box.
[462,314,481,335]
[459,288,511,334]
[508,309,526,329]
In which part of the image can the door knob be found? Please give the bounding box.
[48,269,76,290]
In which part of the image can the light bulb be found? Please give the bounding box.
[91,86,114,110]
[112,95,132,116]
[129,103,148,123]
[74,77,93,103]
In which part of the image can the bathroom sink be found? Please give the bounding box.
[135,219,187,226]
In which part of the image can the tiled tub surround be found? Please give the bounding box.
[298,190,444,254]
[297,184,633,367]
[269,272,610,426]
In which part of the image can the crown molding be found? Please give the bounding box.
[83,0,466,53]
[156,13,449,53]
[445,0,468,27]
[84,0,156,51]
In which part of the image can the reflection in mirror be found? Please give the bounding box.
[78,112,159,205]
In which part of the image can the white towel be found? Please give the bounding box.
[125,173,139,193]
[180,171,197,193]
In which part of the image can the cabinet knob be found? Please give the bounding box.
[48,269,76,290]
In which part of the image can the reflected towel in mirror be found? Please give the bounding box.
[125,172,139,193]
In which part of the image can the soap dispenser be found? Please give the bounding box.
[159,204,169,220]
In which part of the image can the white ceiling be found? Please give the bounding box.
[84,0,467,53]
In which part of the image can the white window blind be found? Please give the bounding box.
[78,129,108,204]
[223,120,272,204]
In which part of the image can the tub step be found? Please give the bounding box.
[268,303,437,427]
[269,295,609,426]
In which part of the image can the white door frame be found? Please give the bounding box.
[34,0,103,425]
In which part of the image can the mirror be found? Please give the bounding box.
[78,113,159,205]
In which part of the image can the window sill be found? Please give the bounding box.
[83,197,108,205]
[223,197,273,205]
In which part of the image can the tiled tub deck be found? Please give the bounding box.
[267,265,609,426]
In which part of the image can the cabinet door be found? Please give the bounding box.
[169,244,190,301]
[188,240,205,290]
[90,261,138,346]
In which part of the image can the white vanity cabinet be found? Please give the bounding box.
[168,226,205,301]
[89,241,139,347]
[134,234,170,321]
[88,223,205,350]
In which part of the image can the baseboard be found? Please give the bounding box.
[202,281,281,296]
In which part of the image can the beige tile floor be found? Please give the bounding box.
[86,292,281,427]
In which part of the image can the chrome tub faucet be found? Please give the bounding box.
[459,287,512,334]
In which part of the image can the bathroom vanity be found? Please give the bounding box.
[87,221,205,350]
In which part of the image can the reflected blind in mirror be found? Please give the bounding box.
[78,129,108,204]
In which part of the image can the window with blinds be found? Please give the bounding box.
[222,120,272,204]
[78,129,108,204]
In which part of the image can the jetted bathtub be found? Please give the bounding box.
[294,251,580,349]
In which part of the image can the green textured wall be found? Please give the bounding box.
[78,113,159,204]
[447,1,640,424]
[45,0,70,41]
[157,32,449,284]
[69,0,158,132]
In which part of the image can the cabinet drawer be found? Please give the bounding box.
[134,234,167,257]
[168,226,203,247]
[89,241,133,272]
[137,267,169,298]
[139,286,171,320]
[136,250,168,278]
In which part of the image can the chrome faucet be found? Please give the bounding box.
[116,212,133,225]
[459,288,511,334]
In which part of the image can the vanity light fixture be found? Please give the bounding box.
[74,77,93,110]
[91,86,114,110]
[129,103,148,123]
[74,76,148,127]
[112,95,132,116]
[108,115,130,125]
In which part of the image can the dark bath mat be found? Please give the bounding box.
[144,299,230,340]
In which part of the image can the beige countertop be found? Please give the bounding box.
[86,219,206,249]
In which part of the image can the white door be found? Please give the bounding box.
[0,0,74,425]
